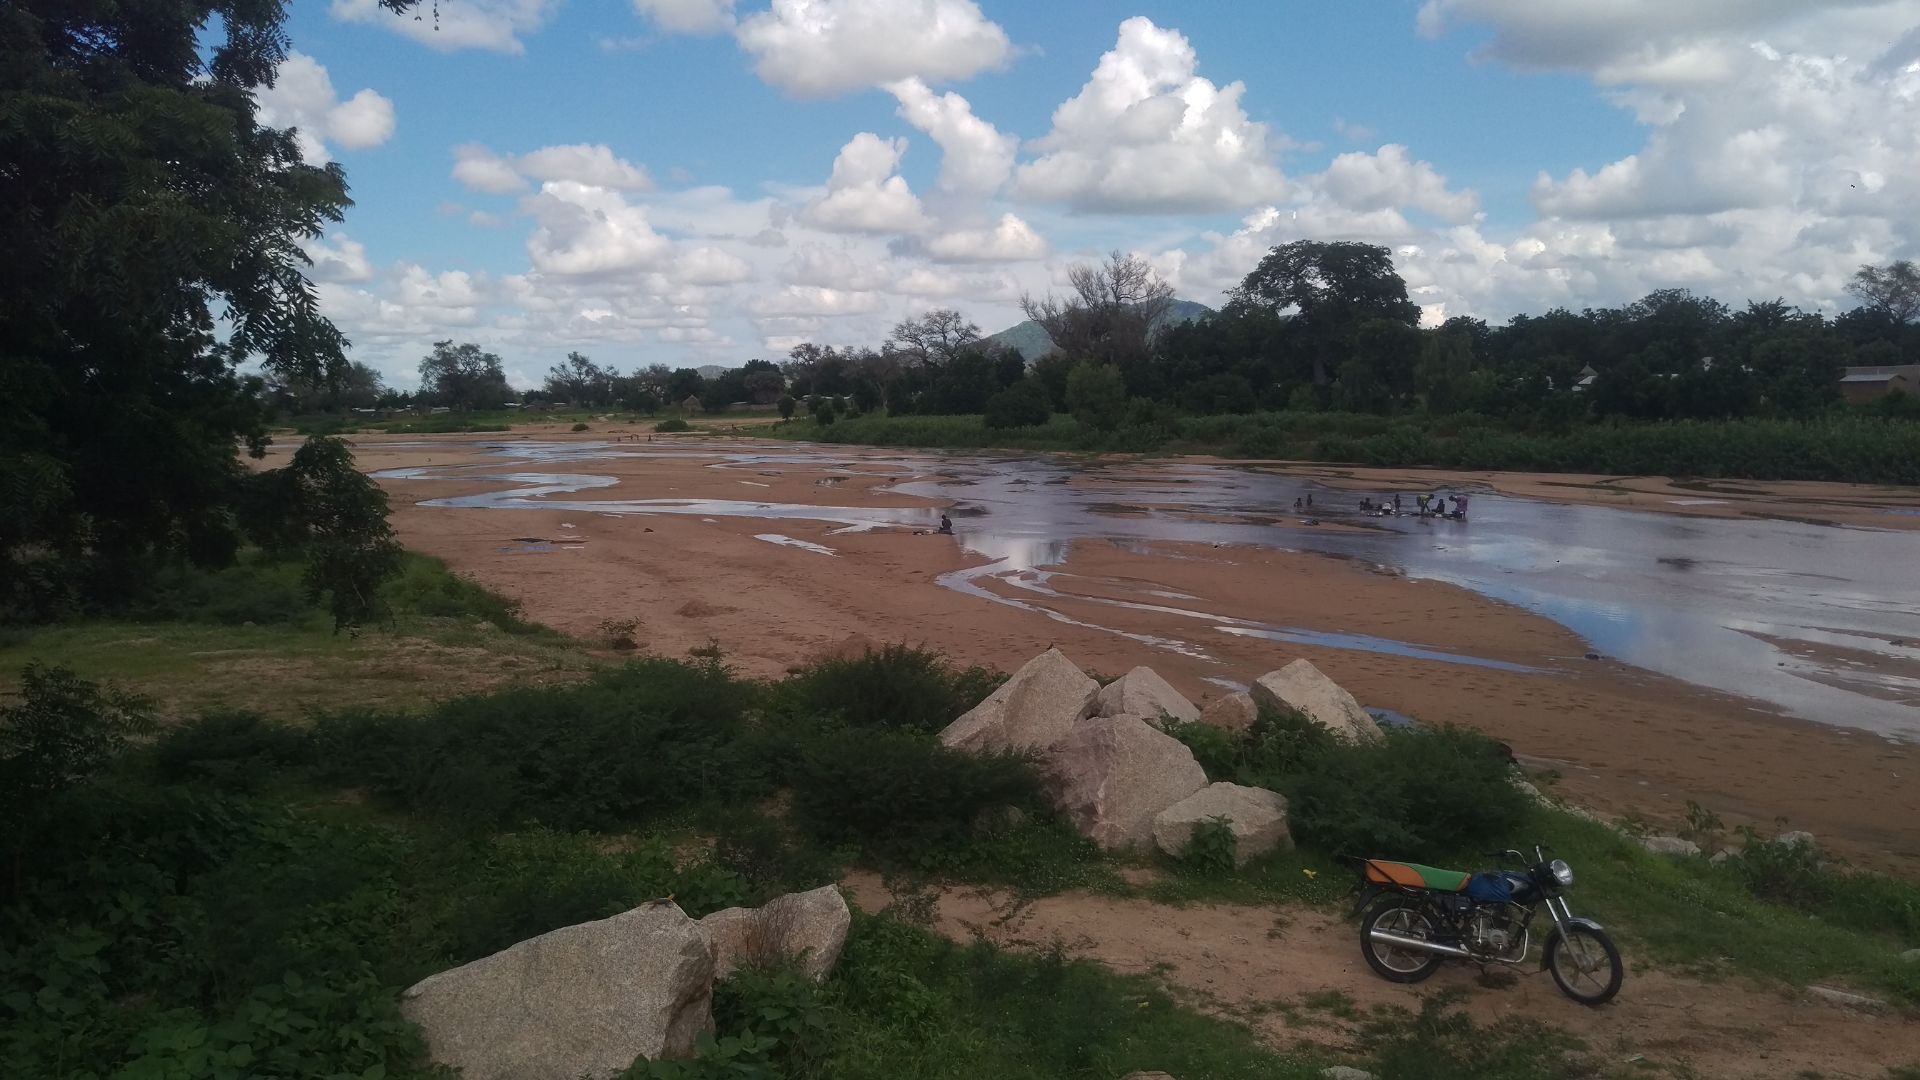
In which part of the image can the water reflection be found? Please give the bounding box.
[374,440,1920,737]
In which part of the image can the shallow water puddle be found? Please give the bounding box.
[377,440,1920,737]
[754,534,837,557]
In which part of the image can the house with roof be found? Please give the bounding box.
[1839,364,1920,403]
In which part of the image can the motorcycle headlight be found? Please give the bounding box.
[1550,859,1574,887]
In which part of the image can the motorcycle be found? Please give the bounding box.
[1350,845,1623,1005]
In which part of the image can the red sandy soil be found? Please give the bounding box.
[317,432,1920,870]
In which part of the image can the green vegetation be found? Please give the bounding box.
[656,417,694,433]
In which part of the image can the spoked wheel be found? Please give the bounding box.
[1546,925,1623,1005]
[1361,902,1444,983]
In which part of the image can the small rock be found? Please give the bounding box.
[1640,835,1701,858]
[1096,666,1200,726]
[1708,850,1731,865]
[1771,830,1815,850]
[1323,1068,1376,1080]
[1153,782,1293,866]
[1806,985,1889,1014]
[1198,691,1258,733]
[1899,948,1920,963]
[1249,659,1382,744]
[1584,652,1600,661]
[699,885,850,983]
[940,648,1098,754]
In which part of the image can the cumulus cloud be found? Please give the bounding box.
[452,144,528,194]
[887,78,1017,198]
[1014,17,1291,213]
[735,0,1012,97]
[800,133,930,233]
[255,53,395,164]
[633,0,737,35]
[749,285,887,316]
[329,0,558,54]
[1319,145,1480,223]
[304,232,376,283]
[923,214,1049,262]
[676,245,755,284]
[525,182,675,277]
[1414,0,1880,70]
[516,144,654,190]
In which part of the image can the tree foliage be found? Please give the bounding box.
[1847,260,1920,325]
[1020,252,1172,376]
[419,340,512,410]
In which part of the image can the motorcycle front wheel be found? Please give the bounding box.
[1545,925,1623,1005]
[1360,901,1444,983]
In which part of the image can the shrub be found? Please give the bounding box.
[152,710,309,790]
[308,659,767,830]
[571,421,590,432]
[1,664,154,829]
[787,728,1042,861]
[1281,725,1531,856]
[1180,817,1239,876]
[380,551,537,632]
[656,418,691,433]
[1065,361,1127,432]
[134,559,313,626]
[771,644,998,735]
[1166,719,1238,780]
[777,395,797,421]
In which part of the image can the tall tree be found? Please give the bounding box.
[1020,253,1173,377]
[542,351,612,405]
[1229,241,1419,385]
[1846,260,1920,326]
[418,341,512,410]
[887,309,982,369]
[1,0,417,614]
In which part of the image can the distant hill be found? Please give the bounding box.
[983,298,1213,359]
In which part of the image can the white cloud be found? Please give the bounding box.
[887,78,1016,198]
[1320,145,1480,223]
[800,133,930,233]
[784,245,893,291]
[735,0,1012,97]
[923,214,1049,262]
[452,144,529,194]
[1414,0,1881,70]
[304,232,375,283]
[525,181,675,277]
[749,285,887,316]
[634,0,737,34]
[516,144,654,190]
[677,246,755,284]
[329,0,557,54]
[255,53,395,164]
[1014,17,1291,213]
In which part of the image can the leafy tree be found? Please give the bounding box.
[1230,241,1419,385]
[983,379,1054,429]
[267,361,386,415]
[850,379,882,415]
[745,367,786,405]
[1178,373,1257,416]
[625,389,662,414]
[418,341,512,410]
[1065,362,1128,432]
[1847,260,1920,325]
[1416,329,1476,414]
[244,437,401,630]
[777,395,797,421]
[666,368,706,403]
[0,0,419,615]
[543,351,612,406]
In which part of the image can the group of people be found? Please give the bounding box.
[1355,491,1470,520]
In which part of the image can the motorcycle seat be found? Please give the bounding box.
[1362,859,1470,892]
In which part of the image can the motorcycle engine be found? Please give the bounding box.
[1469,907,1528,962]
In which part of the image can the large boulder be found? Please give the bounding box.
[699,885,850,982]
[1198,691,1257,734]
[1043,716,1208,851]
[940,648,1098,753]
[1153,783,1293,866]
[1095,667,1200,727]
[1250,660,1383,744]
[401,901,714,1079]
[1640,835,1701,858]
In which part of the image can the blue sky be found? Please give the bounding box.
[263,0,1920,387]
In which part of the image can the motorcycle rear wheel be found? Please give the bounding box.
[1546,925,1623,1005]
[1361,901,1444,983]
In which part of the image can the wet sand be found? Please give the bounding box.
[327,432,1920,870]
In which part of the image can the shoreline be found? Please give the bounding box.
[324,430,1920,870]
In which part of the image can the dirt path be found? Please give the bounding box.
[843,874,1918,1079]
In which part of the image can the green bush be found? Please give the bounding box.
[656,418,692,433]
[1282,726,1531,857]
[1,664,154,842]
[571,421,590,432]
[983,379,1054,430]
[1180,817,1239,876]
[152,710,310,790]
[787,728,1042,862]
[309,658,768,831]
[771,644,998,735]
[380,551,539,632]
[133,559,314,626]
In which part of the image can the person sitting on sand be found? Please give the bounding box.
[937,513,953,534]
[1293,497,1303,510]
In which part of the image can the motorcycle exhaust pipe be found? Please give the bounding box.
[1368,929,1475,960]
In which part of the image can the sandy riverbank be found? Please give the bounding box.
[320,431,1920,870]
